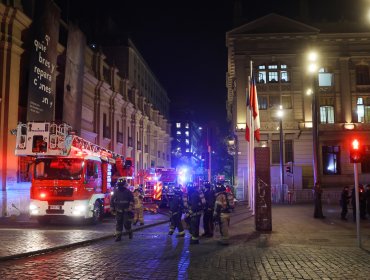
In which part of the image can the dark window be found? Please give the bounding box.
[103,113,110,139]
[258,96,268,110]
[285,140,293,163]
[272,140,280,164]
[361,146,370,173]
[356,65,370,85]
[269,95,280,108]
[322,146,341,175]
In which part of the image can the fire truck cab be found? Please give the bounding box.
[14,122,121,225]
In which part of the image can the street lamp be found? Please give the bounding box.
[277,105,284,193]
[307,51,320,185]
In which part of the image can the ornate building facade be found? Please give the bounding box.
[0,2,171,191]
[226,14,370,200]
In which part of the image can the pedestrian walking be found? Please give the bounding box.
[202,182,215,238]
[340,186,350,220]
[133,186,144,226]
[313,182,325,219]
[110,178,135,241]
[213,184,235,245]
[168,185,185,238]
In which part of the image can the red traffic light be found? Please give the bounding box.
[350,139,363,163]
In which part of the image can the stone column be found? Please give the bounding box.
[0,4,31,190]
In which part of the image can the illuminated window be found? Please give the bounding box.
[322,146,340,175]
[318,68,333,87]
[320,106,334,124]
[357,97,370,123]
[186,148,190,153]
[176,130,181,135]
[257,64,290,83]
[185,139,190,145]
[176,123,181,128]
[185,123,189,129]
[185,131,189,137]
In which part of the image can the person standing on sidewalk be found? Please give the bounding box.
[202,182,215,238]
[313,182,325,219]
[110,178,135,241]
[340,186,350,220]
[168,185,185,238]
[213,184,235,245]
[133,187,144,226]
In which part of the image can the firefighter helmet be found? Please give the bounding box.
[215,184,226,193]
[116,177,128,188]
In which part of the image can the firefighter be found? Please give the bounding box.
[213,184,235,245]
[133,186,144,226]
[110,178,135,241]
[202,182,215,238]
[168,185,185,237]
[188,183,206,244]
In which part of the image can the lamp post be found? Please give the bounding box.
[277,106,284,202]
[307,51,320,185]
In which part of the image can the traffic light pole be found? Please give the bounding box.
[354,162,361,248]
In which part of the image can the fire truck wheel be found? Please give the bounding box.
[37,217,51,225]
[91,200,103,225]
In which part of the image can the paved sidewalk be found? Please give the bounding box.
[0,210,170,261]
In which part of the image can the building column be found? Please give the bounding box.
[0,4,31,190]
[339,57,352,123]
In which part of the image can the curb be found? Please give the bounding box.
[0,217,170,262]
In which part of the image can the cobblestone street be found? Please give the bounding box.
[0,204,370,279]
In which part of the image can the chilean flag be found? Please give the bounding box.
[245,75,260,142]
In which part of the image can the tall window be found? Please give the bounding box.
[258,96,268,110]
[322,146,340,175]
[176,122,181,128]
[285,140,293,163]
[269,95,280,108]
[357,97,370,123]
[361,146,370,173]
[356,65,370,85]
[257,64,290,83]
[282,96,292,109]
[272,140,280,164]
[320,106,334,123]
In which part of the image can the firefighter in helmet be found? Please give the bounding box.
[133,185,144,226]
[110,178,134,241]
[213,184,235,245]
[202,182,215,238]
[168,184,185,237]
[187,183,206,244]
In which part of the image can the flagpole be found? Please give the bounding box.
[250,60,255,215]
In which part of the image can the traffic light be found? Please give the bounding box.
[350,139,364,163]
[286,166,291,173]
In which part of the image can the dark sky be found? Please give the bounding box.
[64,0,363,134]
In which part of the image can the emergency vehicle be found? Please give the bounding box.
[142,167,178,207]
[14,121,129,225]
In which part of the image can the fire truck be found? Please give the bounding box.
[142,167,178,207]
[14,121,129,225]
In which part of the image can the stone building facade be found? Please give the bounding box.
[0,2,171,190]
[226,14,370,201]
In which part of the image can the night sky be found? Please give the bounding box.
[63,0,364,135]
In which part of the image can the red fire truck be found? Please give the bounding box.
[142,167,178,207]
[14,121,129,225]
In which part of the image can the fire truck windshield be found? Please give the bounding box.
[34,158,83,180]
